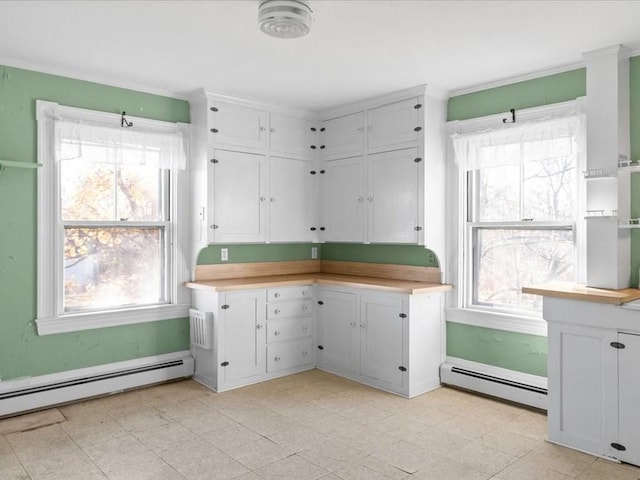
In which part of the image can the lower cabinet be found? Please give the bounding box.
[190,283,443,398]
[315,285,443,397]
[545,297,640,467]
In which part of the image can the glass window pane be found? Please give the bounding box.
[64,227,164,311]
[523,155,576,221]
[117,165,163,221]
[474,228,574,312]
[476,165,520,221]
[61,159,115,221]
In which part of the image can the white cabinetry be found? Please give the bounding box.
[315,285,443,397]
[190,90,318,251]
[544,296,640,467]
[191,285,314,392]
[317,88,445,254]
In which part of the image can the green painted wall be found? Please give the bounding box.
[198,243,438,267]
[0,65,190,382]
[446,68,588,377]
[630,56,640,287]
[446,323,547,377]
[447,68,586,121]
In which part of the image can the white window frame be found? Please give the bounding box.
[445,99,586,336]
[35,100,191,335]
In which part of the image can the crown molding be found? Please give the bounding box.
[0,56,188,101]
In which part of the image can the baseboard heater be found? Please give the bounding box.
[0,351,194,418]
[440,361,547,410]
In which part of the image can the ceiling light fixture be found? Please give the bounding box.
[258,0,313,39]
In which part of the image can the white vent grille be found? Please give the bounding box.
[189,309,212,350]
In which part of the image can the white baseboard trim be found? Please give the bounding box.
[0,351,194,418]
[440,357,548,410]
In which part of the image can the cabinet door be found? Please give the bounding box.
[617,333,640,465]
[359,294,405,389]
[209,101,268,150]
[269,156,314,242]
[211,150,267,243]
[218,290,266,383]
[367,97,420,152]
[321,157,365,242]
[367,148,420,243]
[547,322,618,457]
[315,289,359,375]
[270,113,316,158]
[320,112,364,159]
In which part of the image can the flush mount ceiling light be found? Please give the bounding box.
[258,0,313,39]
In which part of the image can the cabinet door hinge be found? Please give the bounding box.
[210,107,219,112]
[310,127,317,132]
[210,224,219,229]
[320,169,325,174]
[310,145,317,149]
[210,158,219,163]
[611,443,626,451]
[210,128,219,133]
[610,342,626,349]
[317,345,324,350]
[414,157,422,163]
[310,170,317,175]
[320,127,326,132]
[317,300,324,305]
[414,126,422,132]
[399,313,407,318]
[414,226,423,231]
[414,103,422,109]
[399,366,407,372]
[221,304,230,310]
[220,361,229,367]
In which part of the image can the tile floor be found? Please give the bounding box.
[1,369,639,480]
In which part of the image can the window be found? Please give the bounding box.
[451,107,585,317]
[36,101,190,335]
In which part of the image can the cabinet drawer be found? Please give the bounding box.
[267,338,314,373]
[267,285,313,301]
[267,299,312,319]
[267,317,312,343]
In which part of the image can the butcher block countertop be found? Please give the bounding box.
[186,260,452,295]
[522,282,640,305]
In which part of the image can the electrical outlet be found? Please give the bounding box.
[311,247,318,259]
[221,248,228,261]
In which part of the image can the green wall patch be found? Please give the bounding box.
[446,322,547,377]
[447,68,586,121]
[314,243,438,267]
[197,243,320,264]
[0,64,190,382]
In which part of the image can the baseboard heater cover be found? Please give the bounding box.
[0,352,194,418]
[440,361,547,410]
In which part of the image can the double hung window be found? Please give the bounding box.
[452,109,585,315]
[36,101,190,334]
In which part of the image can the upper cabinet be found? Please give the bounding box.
[367,98,421,152]
[270,113,317,158]
[209,101,269,150]
[319,112,365,159]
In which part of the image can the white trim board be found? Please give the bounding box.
[446,308,548,337]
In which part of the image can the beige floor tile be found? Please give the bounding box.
[448,440,518,476]
[404,426,472,457]
[132,422,200,452]
[110,403,172,432]
[522,442,597,477]
[372,440,444,474]
[428,413,498,441]
[226,437,300,470]
[230,473,264,480]
[98,457,185,480]
[7,424,77,463]
[493,458,573,480]
[334,462,405,480]
[401,405,457,427]
[0,446,31,480]
[328,424,398,456]
[157,439,249,480]
[371,413,431,438]
[255,454,329,480]
[480,428,542,457]
[411,455,492,480]
[299,410,364,437]
[199,423,262,451]
[297,438,366,472]
[21,447,100,479]
[502,410,548,441]
[58,400,110,426]
[82,433,160,473]
[356,454,412,480]
[576,458,640,479]
[267,424,329,449]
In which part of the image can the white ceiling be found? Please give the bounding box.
[1,1,640,112]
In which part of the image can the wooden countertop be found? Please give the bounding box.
[522,282,640,305]
[186,273,452,295]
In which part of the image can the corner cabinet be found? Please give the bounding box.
[189,90,319,254]
[317,88,446,256]
[315,285,444,397]
[544,296,640,467]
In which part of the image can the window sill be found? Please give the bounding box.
[36,304,191,335]
[445,307,547,336]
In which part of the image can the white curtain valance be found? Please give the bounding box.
[451,113,586,172]
[54,119,187,170]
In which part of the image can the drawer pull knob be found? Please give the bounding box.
[274,356,281,361]
[302,325,308,331]
[256,324,263,329]
[274,292,281,298]
[302,305,308,311]
[302,351,308,356]
[274,330,280,336]
[349,322,355,327]
[302,290,309,296]
[274,309,281,314]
